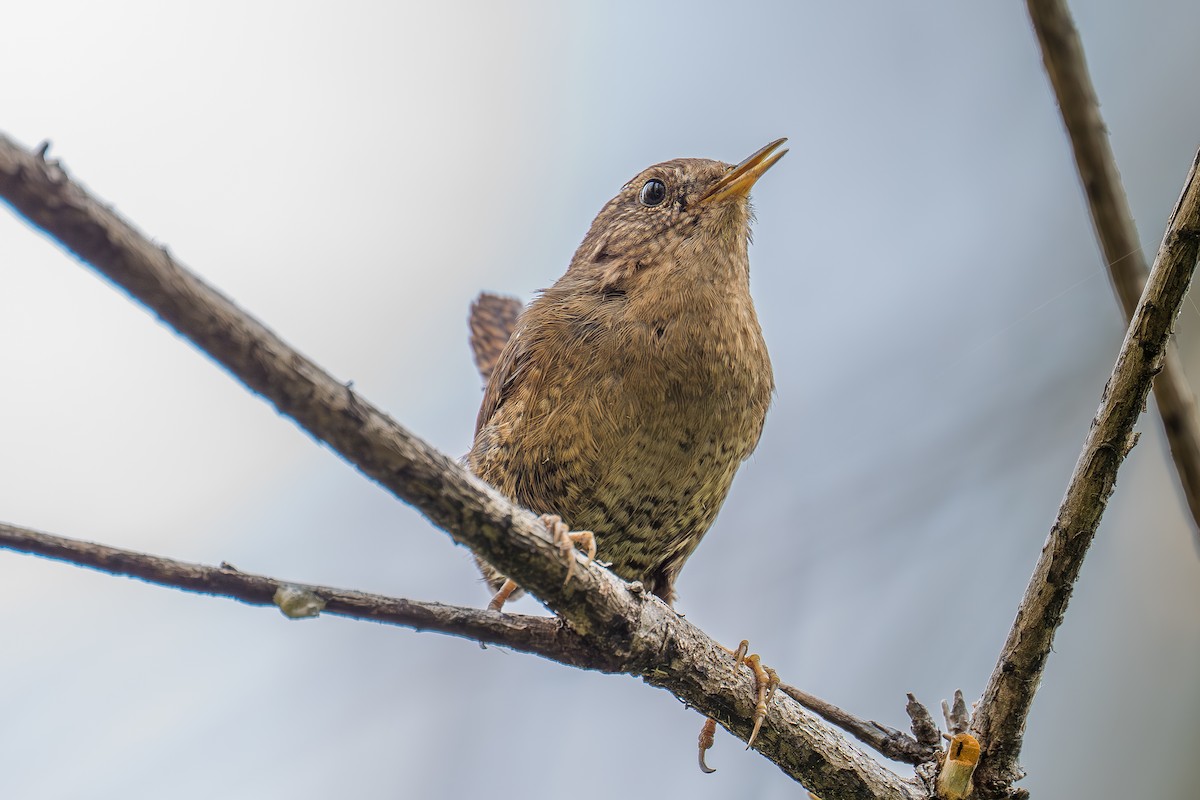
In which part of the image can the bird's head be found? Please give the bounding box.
[567,139,788,293]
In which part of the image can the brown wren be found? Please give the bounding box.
[468,139,786,610]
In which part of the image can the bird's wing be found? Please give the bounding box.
[468,292,524,384]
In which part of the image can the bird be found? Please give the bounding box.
[468,138,786,612]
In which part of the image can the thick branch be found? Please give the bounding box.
[0,521,614,670]
[971,151,1200,797]
[0,133,920,799]
[1027,0,1200,537]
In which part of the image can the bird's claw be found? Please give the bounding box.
[694,639,778,772]
[487,579,519,612]
[732,639,779,749]
[487,515,596,611]
[540,513,596,588]
[698,717,718,774]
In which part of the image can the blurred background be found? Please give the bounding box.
[2,2,1198,798]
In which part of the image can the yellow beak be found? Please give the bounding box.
[700,138,788,204]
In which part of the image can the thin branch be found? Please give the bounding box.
[0,521,614,670]
[2,518,936,772]
[1027,0,1200,538]
[778,683,936,765]
[0,133,921,800]
[971,150,1200,797]
[905,694,941,751]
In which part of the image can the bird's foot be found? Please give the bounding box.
[730,639,779,748]
[486,514,596,612]
[696,639,779,772]
[539,513,596,588]
[697,717,718,773]
[487,579,520,612]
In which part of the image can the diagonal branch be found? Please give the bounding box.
[1027,0,1200,538]
[970,150,1200,797]
[0,133,921,800]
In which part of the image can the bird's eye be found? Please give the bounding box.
[638,178,667,207]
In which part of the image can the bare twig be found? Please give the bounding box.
[905,694,941,751]
[941,690,970,736]
[1027,0,1200,538]
[0,132,921,800]
[778,683,936,765]
[0,521,615,670]
[971,150,1200,797]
